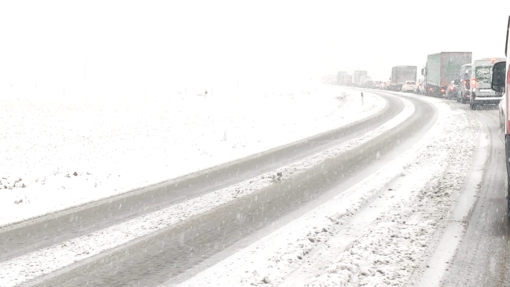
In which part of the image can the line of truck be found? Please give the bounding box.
[337,51,505,110]
[336,70,372,88]
[338,15,510,223]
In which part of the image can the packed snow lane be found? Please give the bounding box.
[436,107,510,287]
[0,91,396,262]
[25,93,438,287]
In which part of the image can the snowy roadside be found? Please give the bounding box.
[0,83,384,226]
[176,97,479,287]
[0,93,405,287]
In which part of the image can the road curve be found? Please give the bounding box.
[25,91,439,287]
[0,90,402,263]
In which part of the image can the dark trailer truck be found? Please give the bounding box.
[390,66,417,91]
[422,52,472,97]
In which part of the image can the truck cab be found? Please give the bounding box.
[470,58,506,109]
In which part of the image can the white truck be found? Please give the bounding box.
[469,57,505,109]
[360,75,373,88]
[421,52,472,97]
[390,66,417,91]
[354,70,368,87]
[336,71,347,85]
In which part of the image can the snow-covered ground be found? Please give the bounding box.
[0,92,406,287]
[0,90,407,287]
[0,82,384,226]
[176,96,480,287]
[0,90,480,287]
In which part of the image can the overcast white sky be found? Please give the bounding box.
[1,0,510,94]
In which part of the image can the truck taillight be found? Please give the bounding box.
[471,79,476,88]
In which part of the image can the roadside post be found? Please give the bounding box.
[361,92,364,105]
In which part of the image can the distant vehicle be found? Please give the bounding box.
[415,79,425,94]
[469,57,505,109]
[343,74,353,86]
[401,80,416,92]
[354,70,368,87]
[383,80,392,90]
[458,64,472,103]
[336,71,347,85]
[336,71,353,85]
[446,79,460,100]
[421,52,472,97]
[359,75,374,88]
[362,79,374,88]
[373,80,384,89]
[390,66,417,91]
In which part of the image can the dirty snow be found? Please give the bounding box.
[0,90,402,287]
[176,97,479,287]
[0,82,384,226]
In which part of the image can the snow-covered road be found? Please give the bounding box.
[176,93,480,287]
[0,92,412,287]
[0,93,406,287]
[2,90,439,287]
[0,88,497,287]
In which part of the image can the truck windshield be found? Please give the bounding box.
[475,66,492,88]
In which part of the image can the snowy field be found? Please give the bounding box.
[0,91,401,287]
[0,82,384,226]
[176,96,480,287]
